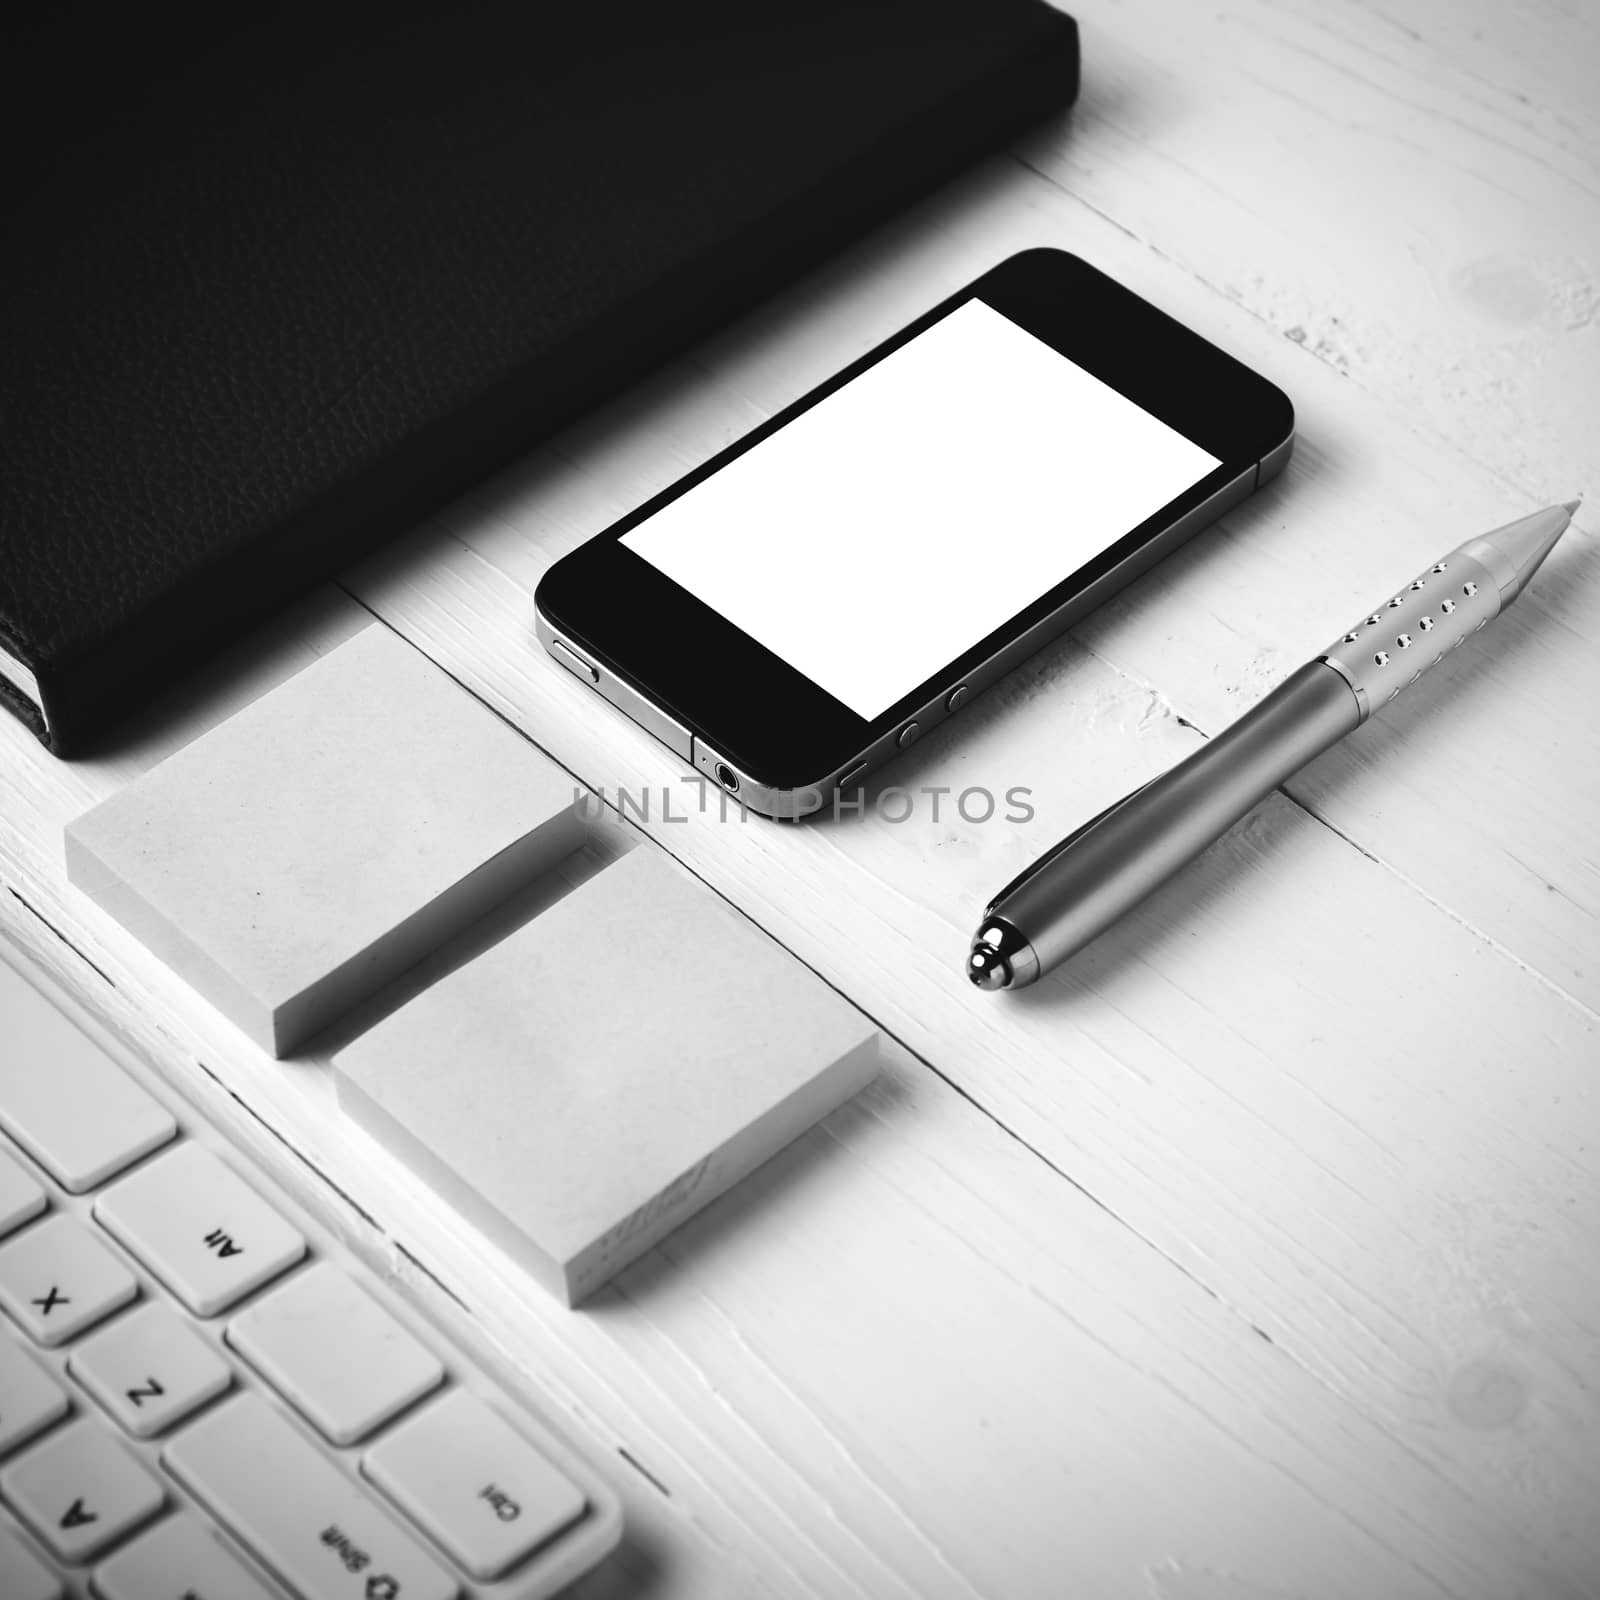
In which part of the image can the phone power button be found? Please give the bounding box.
[551,638,600,684]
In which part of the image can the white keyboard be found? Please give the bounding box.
[0,940,622,1599]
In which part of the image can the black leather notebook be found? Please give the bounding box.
[0,3,1079,754]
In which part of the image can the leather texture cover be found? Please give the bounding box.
[0,3,1079,753]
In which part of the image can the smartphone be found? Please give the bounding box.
[535,249,1293,818]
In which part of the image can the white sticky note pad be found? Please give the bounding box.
[66,627,585,1055]
[333,847,880,1305]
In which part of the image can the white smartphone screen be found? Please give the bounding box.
[621,299,1221,721]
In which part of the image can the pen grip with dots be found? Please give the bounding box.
[1318,551,1499,719]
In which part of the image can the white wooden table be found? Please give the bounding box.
[3,3,1596,1595]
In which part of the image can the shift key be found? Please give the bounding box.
[164,1394,456,1600]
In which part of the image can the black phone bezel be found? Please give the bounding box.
[535,248,1293,788]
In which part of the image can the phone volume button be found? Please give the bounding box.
[551,639,599,684]
[897,721,922,750]
[945,685,969,713]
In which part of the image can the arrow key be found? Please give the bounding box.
[0,1417,164,1561]
[71,1301,233,1438]
[228,1262,443,1445]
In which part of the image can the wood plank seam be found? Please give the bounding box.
[1276,783,1600,1025]
[1007,147,1579,508]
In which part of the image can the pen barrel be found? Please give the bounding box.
[1000,661,1361,972]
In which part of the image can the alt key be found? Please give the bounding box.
[364,1390,586,1580]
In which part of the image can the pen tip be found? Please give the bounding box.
[1560,498,1582,517]
[1471,502,1574,606]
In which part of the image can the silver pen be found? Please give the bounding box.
[967,500,1579,991]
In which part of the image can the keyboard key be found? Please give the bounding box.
[0,1149,46,1238]
[228,1262,443,1445]
[0,958,176,1193]
[95,1514,278,1600]
[0,1519,61,1600]
[364,1390,586,1580]
[165,1393,456,1600]
[0,1340,69,1456]
[0,1215,138,1346]
[95,1145,305,1316]
[71,1302,232,1438]
[0,1417,164,1562]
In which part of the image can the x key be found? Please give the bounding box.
[0,1215,137,1346]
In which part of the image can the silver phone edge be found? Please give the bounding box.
[534,432,1293,821]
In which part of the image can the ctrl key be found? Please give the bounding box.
[365,1390,586,1580]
